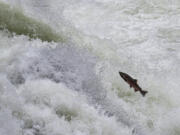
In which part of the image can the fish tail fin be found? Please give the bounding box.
[140,90,148,97]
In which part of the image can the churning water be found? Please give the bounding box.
[0,0,180,135]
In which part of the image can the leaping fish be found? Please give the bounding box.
[119,72,148,97]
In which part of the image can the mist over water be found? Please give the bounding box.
[0,0,180,135]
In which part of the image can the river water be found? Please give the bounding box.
[0,0,180,135]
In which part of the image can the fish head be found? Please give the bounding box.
[119,72,127,81]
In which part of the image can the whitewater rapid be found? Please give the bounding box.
[0,0,180,135]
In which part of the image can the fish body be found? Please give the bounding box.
[119,72,148,96]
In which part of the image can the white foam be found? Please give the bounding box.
[0,0,180,135]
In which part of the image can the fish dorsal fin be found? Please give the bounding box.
[134,79,137,83]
